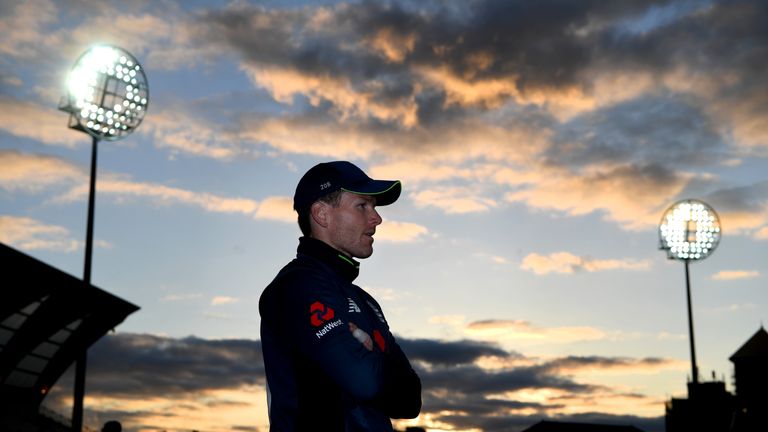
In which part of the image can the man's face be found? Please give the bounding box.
[325,192,382,259]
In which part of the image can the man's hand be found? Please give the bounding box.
[349,322,373,351]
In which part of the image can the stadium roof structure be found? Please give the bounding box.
[0,242,139,412]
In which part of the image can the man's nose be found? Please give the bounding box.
[371,208,382,225]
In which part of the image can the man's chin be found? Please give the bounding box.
[354,247,374,259]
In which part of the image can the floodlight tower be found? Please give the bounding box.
[659,199,721,385]
[59,45,149,432]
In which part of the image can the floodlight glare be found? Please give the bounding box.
[60,45,149,140]
[659,199,721,261]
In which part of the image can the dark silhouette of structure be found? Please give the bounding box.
[523,420,644,431]
[729,327,768,430]
[665,327,768,432]
[0,242,139,429]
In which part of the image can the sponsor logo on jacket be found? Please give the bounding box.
[310,301,334,327]
[315,319,343,339]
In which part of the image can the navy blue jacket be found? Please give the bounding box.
[259,237,421,431]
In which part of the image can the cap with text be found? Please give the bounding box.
[293,161,401,211]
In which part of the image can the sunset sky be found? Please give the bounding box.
[2,0,768,431]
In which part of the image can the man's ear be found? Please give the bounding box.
[310,201,329,229]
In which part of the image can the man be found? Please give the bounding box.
[259,161,422,431]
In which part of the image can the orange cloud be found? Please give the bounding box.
[506,164,688,230]
[365,28,416,63]
[756,226,768,239]
[242,65,418,127]
[211,296,239,306]
[254,195,294,223]
[72,387,268,432]
[0,215,79,252]
[375,220,429,243]
[411,186,498,214]
[521,251,650,275]
[0,97,85,148]
[144,110,240,160]
[711,270,760,280]
[417,65,519,109]
[58,177,264,217]
[466,319,606,344]
[0,150,84,191]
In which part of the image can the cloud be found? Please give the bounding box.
[375,220,428,243]
[0,150,84,192]
[143,109,243,160]
[0,0,60,58]
[412,186,498,214]
[702,180,768,233]
[59,178,261,216]
[253,196,294,223]
[544,356,676,374]
[177,0,768,236]
[211,296,239,306]
[399,338,511,367]
[466,320,607,344]
[711,270,760,281]
[242,65,419,127]
[0,215,79,252]
[520,252,650,275]
[44,333,266,431]
[0,97,85,148]
[757,226,768,239]
[160,293,204,302]
[42,331,670,432]
[0,150,293,226]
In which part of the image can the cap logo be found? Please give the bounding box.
[320,181,332,190]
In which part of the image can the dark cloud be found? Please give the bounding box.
[548,94,725,168]
[399,337,512,365]
[42,332,667,431]
[544,355,670,371]
[422,363,596,396]
[613,0,768,83]
[187,0,768,199]
[85,333,264,397]
[704,180,768,213]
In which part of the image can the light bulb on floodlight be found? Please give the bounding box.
[59,45,149,141]
[659,199,721,261]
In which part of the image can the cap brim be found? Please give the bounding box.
[342,180,401,206]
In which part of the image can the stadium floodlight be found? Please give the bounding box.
[659,199,721,386]
[660,199,721,261]
[59,45,149,432]
[60,45,149,140]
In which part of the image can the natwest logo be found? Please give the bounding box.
[310,301,335,327]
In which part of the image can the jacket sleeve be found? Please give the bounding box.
[277,271,421,417]
[375,333,422,419]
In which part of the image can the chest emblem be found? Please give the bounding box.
[310,301,335,327]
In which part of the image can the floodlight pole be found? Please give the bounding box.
[72,135,98,432]
[683,259,698,384]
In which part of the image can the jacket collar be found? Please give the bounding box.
[297,236,360,282]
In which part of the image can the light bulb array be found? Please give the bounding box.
[63,46,148,140]
[659,199,721,261]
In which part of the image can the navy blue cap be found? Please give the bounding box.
[293,161,401,211]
